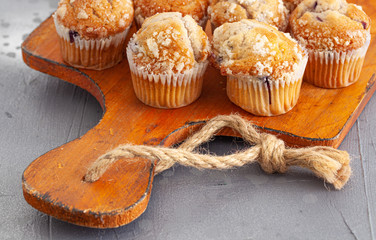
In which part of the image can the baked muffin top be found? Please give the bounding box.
[54,0,134,39]
[134,0,209,25]
[128,12,211,74]
[211,19,305,81]
[208,0,289,31]
[290,0,371,52]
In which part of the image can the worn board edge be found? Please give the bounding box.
[22,169,154,228]
[22,143,156,229]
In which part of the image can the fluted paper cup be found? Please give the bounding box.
[226,54,308,116]
[53,15,130,70]
[304,33,371,88]
[127,46,208,108]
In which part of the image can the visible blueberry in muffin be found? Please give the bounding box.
[53,0,134,70]
[263,76,272,105]
[211,20,308,116]
[290,0,371,88]
[68,30,79,43]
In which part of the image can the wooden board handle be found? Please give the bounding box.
[22,122,155,228]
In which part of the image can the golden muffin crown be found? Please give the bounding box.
[134,0,209,26]
[208,0,289,31]
[290,0,371,52]
[211,19,305,81]
[54,0,134,39]
[128,12,211,74]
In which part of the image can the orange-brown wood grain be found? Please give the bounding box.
[22,0,376,228]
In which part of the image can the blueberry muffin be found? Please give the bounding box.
[211,19,308,116]
[53,0,134,70]
[208,0,289,31]
[126,12,211,108]
[133,0,209,28]
[290,0,371,88]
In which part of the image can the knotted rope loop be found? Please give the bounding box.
[84,115,351,190]
[258,133,287,174]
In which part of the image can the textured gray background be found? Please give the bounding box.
[1,0,375,239]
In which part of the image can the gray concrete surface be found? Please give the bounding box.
[1,0,376,239]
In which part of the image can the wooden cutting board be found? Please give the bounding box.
[22,0,376,228]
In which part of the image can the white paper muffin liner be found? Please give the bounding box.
[226,54,308,116]
[53,14,131,70]
[126,46,209,108]
[304,32,371,88]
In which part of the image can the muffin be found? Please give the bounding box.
[290,0,371,88]
[53,0,134,70]
[208,0,289,32]
[126,12,210,108]
[211,20,308,116]
[133,0,209,28]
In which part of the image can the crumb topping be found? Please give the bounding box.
[208,0,289,31]
[54,0,134,39]
[128,12,210,74]
[134,0,209,25]
[290,0,371,51]
[211,19,305,81]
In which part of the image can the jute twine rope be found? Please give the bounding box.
[84,115,351,190]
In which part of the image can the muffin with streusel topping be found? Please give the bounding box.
[53,0,134,70]
[127,12,210,108]
[208,0,289,32]
[290,0,371,88]
[211,19,308,116]
[133,0,209,28]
